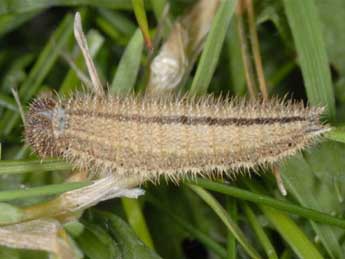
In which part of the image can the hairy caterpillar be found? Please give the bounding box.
[24,93,329,183]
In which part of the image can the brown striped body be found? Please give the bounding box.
[25,94,329,181]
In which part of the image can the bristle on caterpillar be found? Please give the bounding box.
[25,94,330,182]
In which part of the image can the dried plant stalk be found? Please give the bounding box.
[0,219,78,259]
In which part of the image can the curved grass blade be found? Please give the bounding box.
[189,185,262,259]
[192,178,345,229]
[226,198,237,259]
[75,222,121,259]
[243,203,278,259]
[190,0,237,96]
[146,193,227,258]
[280,152,343,258]
[121,198,154,249]
[93,210,162,259]
[262,206,323,259]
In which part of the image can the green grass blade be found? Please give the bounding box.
[146,193,227,258]
[326,127,345,144]
[131,0,152,49]
[190,0,237,96]
[0,93,17,111]
[0,159,71,175]
[149,0,167,21]
[226,198,237,259]
[111,28,144,94]
[1,53,34,91]
[96,17,127,45]
[0,181,89,202]
[0,13,74,135]
[283,0,335,119]
[0,11,41,37]
[226,21,246,95]
[189,185,262,259]
[98,8,136,37]
[261,206,323,259]
[94,210,162,259]
[74,222,121,259]
[243,203,278,259]
[121,198,154,249]
[0,0,134,15]
[280,153,343,258]
[193,178,345,229]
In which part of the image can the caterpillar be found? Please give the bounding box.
[24,93,329,183]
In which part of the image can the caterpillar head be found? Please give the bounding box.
[25,97,66,157]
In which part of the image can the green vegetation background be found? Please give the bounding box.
[1,0,345,258]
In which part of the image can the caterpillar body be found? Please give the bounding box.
[24,93,329,182]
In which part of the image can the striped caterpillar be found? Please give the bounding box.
[23,12,329,188]
[0,10,331,259]
[24,93,329,183]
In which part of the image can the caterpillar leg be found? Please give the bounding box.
[272,165,287,196]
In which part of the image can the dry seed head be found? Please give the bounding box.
[25,94,330,183]
[148,0,220,93]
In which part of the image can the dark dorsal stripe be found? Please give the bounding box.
[68,109,307,126]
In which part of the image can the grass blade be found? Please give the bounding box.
[226,198,237,259]
[131,0,152,50]
[98,8,136,37]
[0,94,17,111]
[280,153,343,258]
[74,222,121,259]
[261,206,323,259]
[189,185,262,259]
[146,193,228,258]
[283,0,335,119]
[121,198,154,249]
[94,210,162,259]
[226,22,246,95]
[0,181,89,202]
[190,0,237,96]
[0,11,41,37]
[193,179,345,229]
[0,159,71,175]
[149,0,167,21]
[0,0,134,15]
[111,28,144,94]
[326,126,345,144]
[0,13,74,135]
[243,203,278,259]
